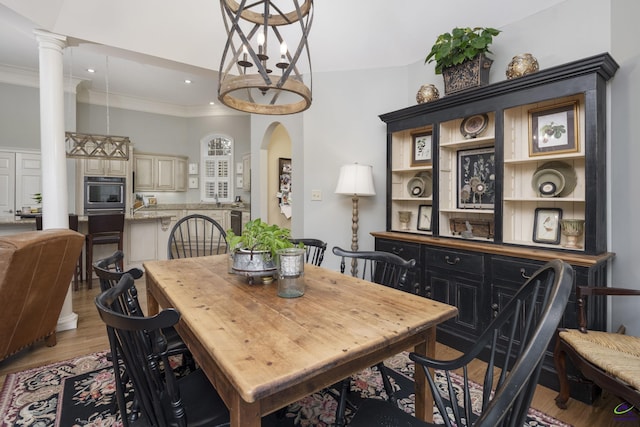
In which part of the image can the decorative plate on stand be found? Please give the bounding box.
[460,114,489,139]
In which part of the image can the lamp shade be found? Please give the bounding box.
[335,164,376,196]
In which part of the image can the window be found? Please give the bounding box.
[201,135,233,202]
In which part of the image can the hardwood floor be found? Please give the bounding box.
[0,279,625,426]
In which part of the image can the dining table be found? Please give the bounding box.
[144,254,458,427]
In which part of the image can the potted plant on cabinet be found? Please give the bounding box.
[425,26,500,95]
[226,218,301,283]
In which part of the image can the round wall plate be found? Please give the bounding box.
[460,114,489,139]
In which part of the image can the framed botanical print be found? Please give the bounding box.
[529,101,579,156]
[411,132,432,166]
[533,208,563,244]
[417,205,432,231]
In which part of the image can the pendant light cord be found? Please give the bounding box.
[105,56,110,135]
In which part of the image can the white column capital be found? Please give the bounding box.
[33,29,67,49]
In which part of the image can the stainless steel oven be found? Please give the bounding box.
[84,176,126,214]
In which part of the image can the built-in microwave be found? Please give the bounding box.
[84,176,126,214]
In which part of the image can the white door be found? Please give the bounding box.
[0,152,16,219]
[15,152,42,213]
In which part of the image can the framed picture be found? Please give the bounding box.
[529,101,579,156]
[457,147,496,209]
[278,158,292,207]
[533,208,563,244]
[411,131,432,166]
[417,205,432,231]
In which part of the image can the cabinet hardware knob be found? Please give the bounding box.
[424,285,431,298]
[392,247,403,255]
[520,268,531,279]
[445,256,460,265]
[491,303,499,318]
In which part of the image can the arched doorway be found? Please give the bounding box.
[262,123,292,228]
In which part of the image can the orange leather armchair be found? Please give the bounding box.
[0,229,84,361]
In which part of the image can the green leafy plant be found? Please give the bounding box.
[32,193,42,204]
[226,218,298,260]
[425,27,501,74]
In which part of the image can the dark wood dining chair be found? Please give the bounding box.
[167,213,228,259]
[85,213,125,285]
[36,213,83,290]
[289,238,327,266]
[93,251,191,358]
[348,259,574,427]
[95,273,230,427]
[332,246,417,427]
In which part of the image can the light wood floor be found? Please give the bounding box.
[0,279,627,426]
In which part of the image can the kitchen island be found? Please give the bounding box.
[0,203,250,272]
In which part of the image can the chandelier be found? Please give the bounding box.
[65,132,130,160]
[218,0,314,115]
[65,55,131,159]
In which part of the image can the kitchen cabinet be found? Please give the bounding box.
[0,150,41,219]
[374,53,619,403]
[187,209,227,230]
[83,158,127,177]
[134,152,188,192]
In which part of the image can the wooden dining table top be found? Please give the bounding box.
[144,254,458,426]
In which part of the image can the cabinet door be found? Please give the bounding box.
[424,247,487,340]
[84,158,104,175]
[427,269,484,339]
[175,158,187,192]
[187,210,227,230]
[15,152,41,212]
[134,155,154,191]
[106,159,127,177]
[0,152,16,218]
[156,157,175,191]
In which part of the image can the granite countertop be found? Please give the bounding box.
[0,203,249,226]
[141,203,250,212]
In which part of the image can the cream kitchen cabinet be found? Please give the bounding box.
[134,153,188,192]
[83,158,128,177]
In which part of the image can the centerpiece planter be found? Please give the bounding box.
[442,53,493,95]
[226,218,300,284]
[231,249,277,283]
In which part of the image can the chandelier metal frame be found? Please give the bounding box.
[218,0,314,115]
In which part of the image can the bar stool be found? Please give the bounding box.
[85,213,125,286]
[36,214,83,290]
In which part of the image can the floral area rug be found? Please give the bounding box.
[0,351,572,427]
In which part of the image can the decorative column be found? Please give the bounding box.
[35,30,78,331]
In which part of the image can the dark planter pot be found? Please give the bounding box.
[442,54,493,95]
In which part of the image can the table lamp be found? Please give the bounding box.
[335,163,376,276]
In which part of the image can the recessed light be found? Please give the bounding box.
[209,101,215,105]
[184,79,192,84]
[87,68,95,73]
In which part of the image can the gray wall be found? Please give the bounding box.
[0,82,40,149]
[76,103,251,203]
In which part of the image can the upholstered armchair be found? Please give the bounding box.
[0,229,84,361]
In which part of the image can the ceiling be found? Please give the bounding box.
[0,0,566,116]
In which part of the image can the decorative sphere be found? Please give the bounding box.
[506,53,539,80]
[416,84,440,104]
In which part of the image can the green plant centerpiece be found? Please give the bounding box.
[425,27,500,94]
[226,218,299,282]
